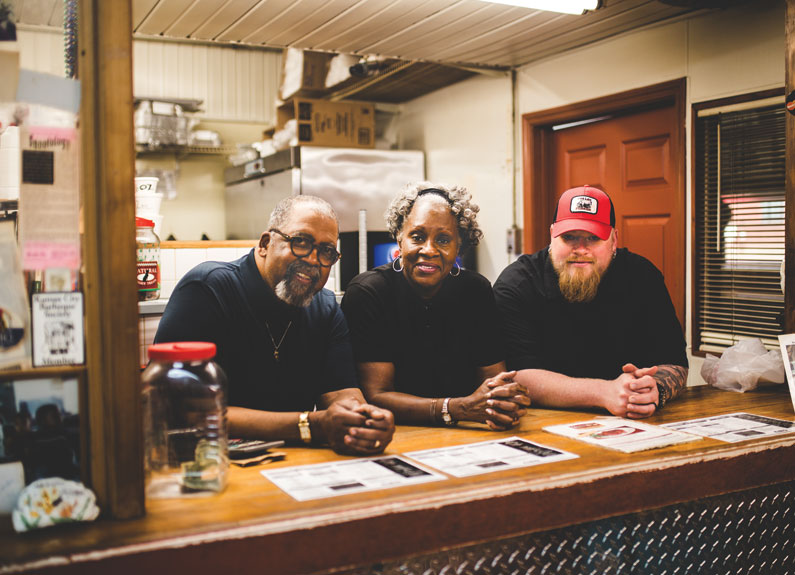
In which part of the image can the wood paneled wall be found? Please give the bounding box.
[132,40,282,123]
[16,28,67,76]
[17,28,283,124]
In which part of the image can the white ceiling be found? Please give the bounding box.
[9,0,727,70]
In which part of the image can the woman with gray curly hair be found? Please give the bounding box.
[341,183,530,429]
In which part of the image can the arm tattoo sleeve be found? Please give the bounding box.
[653,364,688,401]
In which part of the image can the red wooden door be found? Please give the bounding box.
[549,105,685,329]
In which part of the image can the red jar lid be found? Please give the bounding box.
[136,217,155,228]
[148,342,216,361]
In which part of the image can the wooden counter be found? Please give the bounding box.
[2,385,794,574]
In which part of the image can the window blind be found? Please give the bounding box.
[694,102,785,353]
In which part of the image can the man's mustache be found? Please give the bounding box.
[286,260,320,282]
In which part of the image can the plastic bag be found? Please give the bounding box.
[701,338,785,393]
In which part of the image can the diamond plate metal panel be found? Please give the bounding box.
[337,481,794,575]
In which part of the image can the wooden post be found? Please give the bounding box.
[79,0,144,518]
[787,0,795,333]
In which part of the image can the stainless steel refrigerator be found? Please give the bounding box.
[224,146,425,237]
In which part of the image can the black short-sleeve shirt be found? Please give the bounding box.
[493,248,687,379]
[154,249,357,412]
[341,264,504,398]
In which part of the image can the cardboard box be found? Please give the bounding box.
[277,98,375,149]
[279,48,335,101]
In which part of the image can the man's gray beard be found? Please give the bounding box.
[553,259,603,303]
[273,261,320,307]
[274,277,316,307]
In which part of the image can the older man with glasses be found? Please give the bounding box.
[155,195,395,455]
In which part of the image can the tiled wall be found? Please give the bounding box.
[139,314,162,368]
[139,246,253,366]
[160,246,253,299]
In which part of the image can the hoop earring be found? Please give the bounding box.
[450,262,461,277]
[392,256,404,272]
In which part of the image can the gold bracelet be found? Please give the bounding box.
[430,398,438,423]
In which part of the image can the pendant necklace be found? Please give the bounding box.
[265,320,292,362]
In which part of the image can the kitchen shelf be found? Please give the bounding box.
[0,365,86,383]
[133,96,203,113]
[1,199,18,216]
[135,144,238,157]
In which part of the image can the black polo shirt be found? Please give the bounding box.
[155,249,356,412]
[341,264,504,398]
[493,248,687,379]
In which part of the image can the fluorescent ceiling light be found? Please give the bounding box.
[479,0,599,15]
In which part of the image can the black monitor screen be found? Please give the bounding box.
[338,231,395,291]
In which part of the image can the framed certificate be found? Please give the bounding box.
[31,292,84,367]
[778,333,795,414]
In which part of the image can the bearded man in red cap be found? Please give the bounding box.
[494,185,688,419]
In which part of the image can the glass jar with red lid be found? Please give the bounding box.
[142,341,228,498]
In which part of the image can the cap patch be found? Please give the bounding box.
[570,195,598,215]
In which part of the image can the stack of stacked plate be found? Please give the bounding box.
[134,177,163,237]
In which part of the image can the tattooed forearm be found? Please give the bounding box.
[653,364,688,401]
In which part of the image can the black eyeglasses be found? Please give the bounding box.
[270,229,341,267]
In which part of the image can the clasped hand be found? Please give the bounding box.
[603,363,659,419]
[461,371,531,430]
[319,398,394,455]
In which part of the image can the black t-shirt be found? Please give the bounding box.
[341,264,504,398]
[493,248,687,379]
[154,249,357,412]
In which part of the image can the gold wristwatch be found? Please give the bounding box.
[441,397,457,426]
[298,411,312,444]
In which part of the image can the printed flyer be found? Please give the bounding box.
[544,418,700,453]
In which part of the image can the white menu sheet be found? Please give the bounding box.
[543,418,700,453]
[403,436,578,478]
[661,412,795,443]
[261,455,445,501]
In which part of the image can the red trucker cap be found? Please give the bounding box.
[551,185,615,241]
